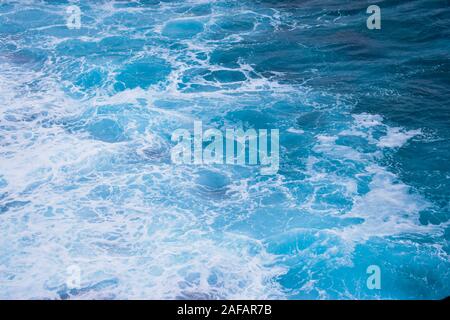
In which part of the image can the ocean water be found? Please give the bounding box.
[0,0,449,299]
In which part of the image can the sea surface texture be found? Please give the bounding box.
[0,0,449,299]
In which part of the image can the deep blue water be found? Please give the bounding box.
[0,0,449,299]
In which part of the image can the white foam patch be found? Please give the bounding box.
[0,60,289,300]
[313,134,365,161]
[352,113,383,128]
[307,114,441,244]
[377,127,421,148]
[287,128,305,134]
[336,165,436,242]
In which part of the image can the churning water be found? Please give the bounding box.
[0,0,449,299]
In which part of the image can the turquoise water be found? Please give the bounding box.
[0,0,449,299]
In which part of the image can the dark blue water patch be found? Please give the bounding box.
[162,19,204,39]
[56,39,100,58]
[42,206,54,217]
[88,185,113,200]
[0,192,9,202]
[0,177,7,189]
[225,109,276,128]
[87,119,125,143]
[297,111,353,135]
[0,200,30,214]
[3,48,47,70]
[116,0,161,8]
[181,84,222,93]
[181,67,211,83]
[296,111,327,129]
[3,110,49,123]
[380,10,449,45]
[114,57,171,91]
[353,62,450,130]
[196,170,230,189]
[98,36,145,54]
[205,14,255,40]
[280,133,315,165]
[217,15,255,33]
[57,278,119,300]
[204,70,247,83]
[138,144,171,164]
[271,100,311,116]
[209,46,252,69]
[209,39,325,78]
[41,0,74,5]
[22,179,51,196]
[328,33,387,61]
[74,68,106,91]
[57,114,87,134]
[419,208,449,226]
[182,3,212,16]
[195,52,208,61]
[194,170,230,200]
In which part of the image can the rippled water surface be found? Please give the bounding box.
[0,0,449,299]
